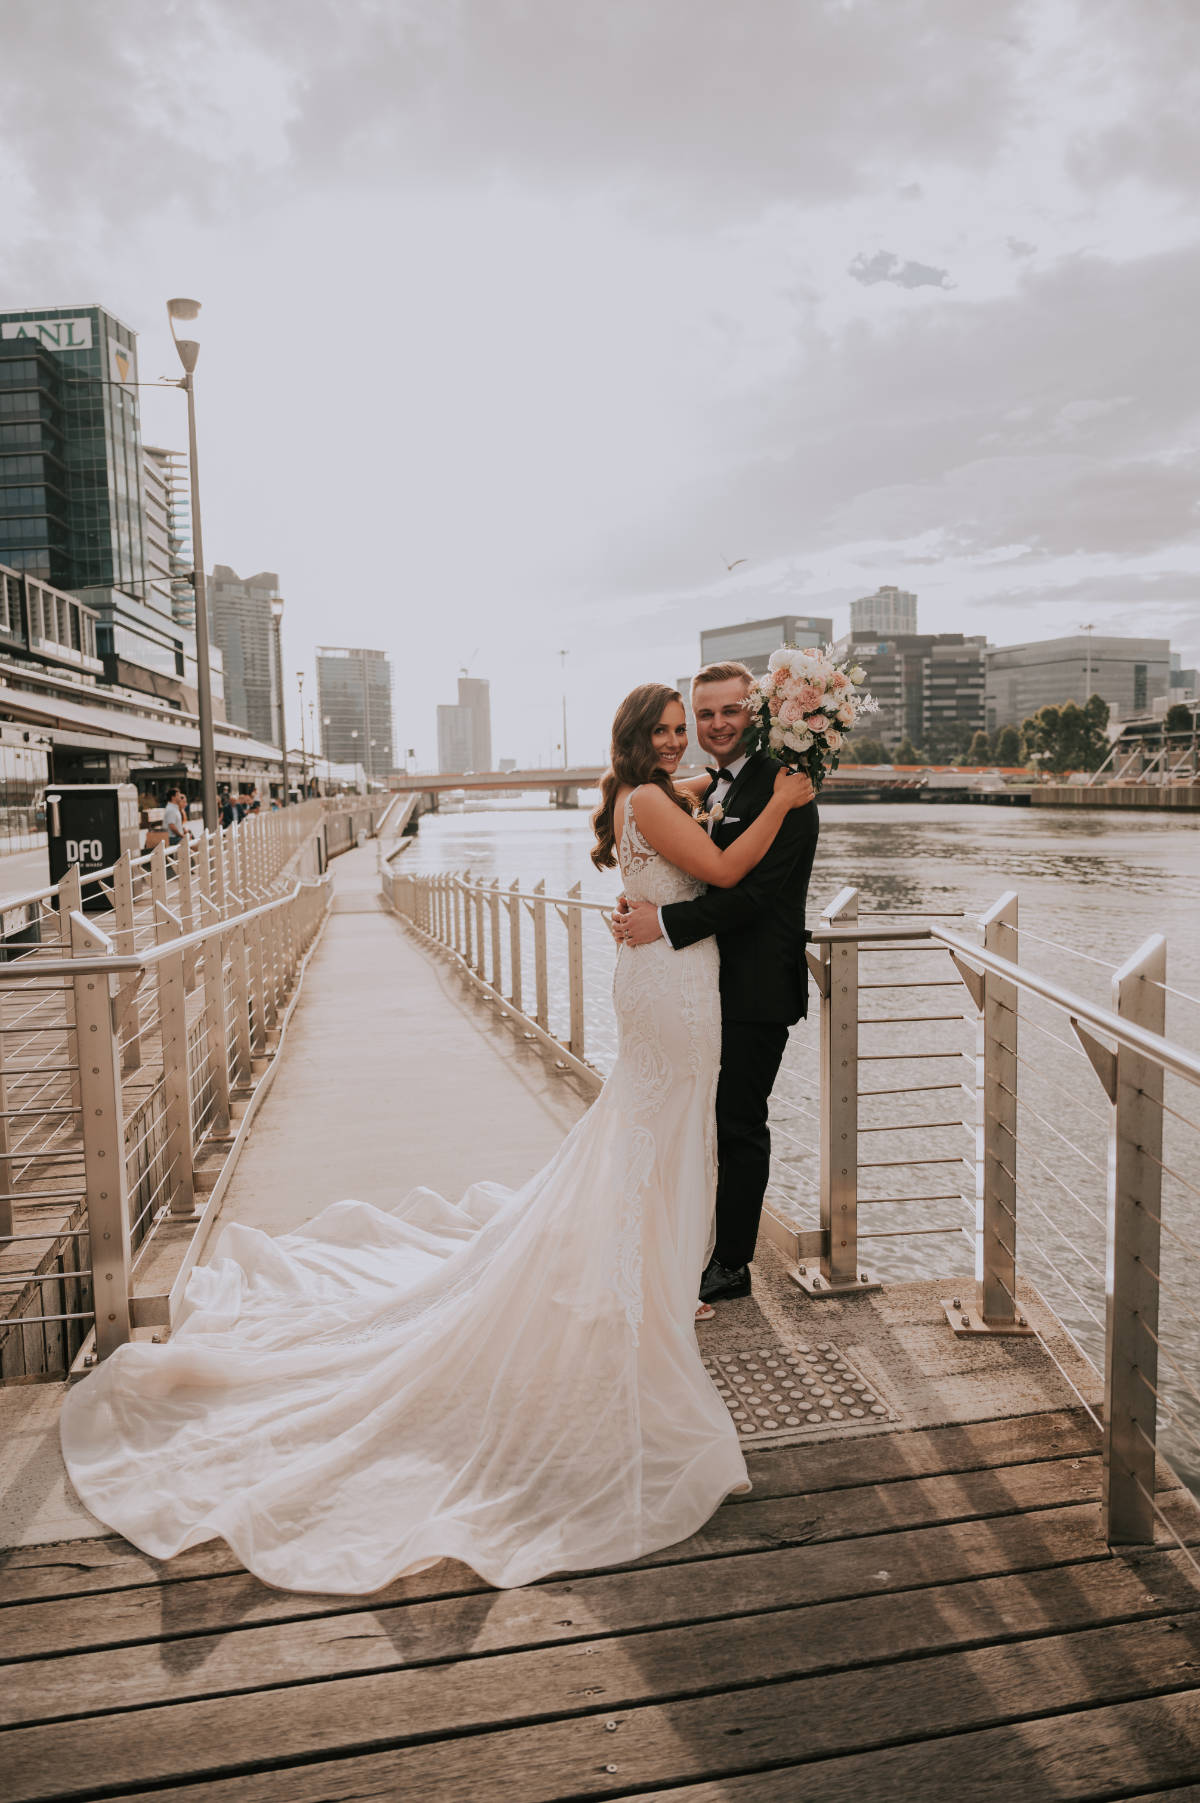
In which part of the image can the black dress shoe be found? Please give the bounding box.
[699,1257,752,1303]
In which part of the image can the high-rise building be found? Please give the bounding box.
[209,566,280,745]
[833,630,987,752]
[436,675,492,772]
[142,446,195,633]
[985,635,1171,731]
[699,614,833,677]
[0,304,193,698]
[850,586,918,636]
[317,646,394,779]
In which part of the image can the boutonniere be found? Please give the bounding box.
[697,800,725,826]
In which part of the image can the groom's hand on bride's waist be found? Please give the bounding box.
[620,900,663,947]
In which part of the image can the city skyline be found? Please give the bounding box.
[3,3,1198,769]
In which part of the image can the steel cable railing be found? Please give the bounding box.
[387,861,1200,1548]
[0,798,388,1380]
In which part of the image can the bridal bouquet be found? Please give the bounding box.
[746,645,878,791]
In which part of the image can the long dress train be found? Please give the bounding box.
[59,793,748,1593]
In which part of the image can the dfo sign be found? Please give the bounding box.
[2,316,93,351]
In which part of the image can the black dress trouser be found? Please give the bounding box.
[713,1018,791,1270]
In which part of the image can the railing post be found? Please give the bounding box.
[176,836,199,991]
[794,886,876,1298]
[152,846,196,1215]
[58,866,83,1114]
[1104,933,1167,1544]
[490,879,503,992]
[111,852,142,1074]
[944,891,1030,1336]
[566,881,585,1058]
[70,912,132,1360]
[532,879,549,1030]
[231,922,253,1088]
[202,920,231,1137]
[473,881,486,978]
[509,877,522,1012]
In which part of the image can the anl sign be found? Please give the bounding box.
[1,316,93,351]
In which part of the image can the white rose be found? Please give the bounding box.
[768,722,786,748]
[767,648,790,672]
[849,665,866,683]
[793,729,814,751]
[784,730,799,750]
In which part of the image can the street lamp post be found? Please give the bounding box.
[166,298,218,830]
[270,597,289,802]
[297,672,307,796]
[559,648,570,769]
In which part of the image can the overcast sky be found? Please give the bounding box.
[3,0,1198,765]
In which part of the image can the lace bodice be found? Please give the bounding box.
[618,788,706,906]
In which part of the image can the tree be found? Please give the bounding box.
[894,737,922,765]
[924,720,974,763]
[1166,702,1195,735]
[966,730,993,765]
[851,737,890,765]
[994,725,1022,765]
[1082,693,1110,769]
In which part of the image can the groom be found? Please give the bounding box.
[616,661,819,1303]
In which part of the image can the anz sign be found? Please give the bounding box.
[2,316,94,351]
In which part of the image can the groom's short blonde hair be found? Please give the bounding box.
[692,661,754,691]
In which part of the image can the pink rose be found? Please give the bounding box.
[768,694,783,716]
[779,697,805,725]
[805,713,828,734]
[837,703,855,727]
[825,727,843,751]
[829,671,850,692]
[796,683,823,711]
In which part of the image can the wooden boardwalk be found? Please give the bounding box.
[5,1405,1200,1801]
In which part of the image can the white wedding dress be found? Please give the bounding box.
[60,793,748,1593]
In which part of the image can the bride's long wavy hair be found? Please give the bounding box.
[591,683,695,871]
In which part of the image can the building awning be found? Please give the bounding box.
[48,728,148,756]
[0,680,283,766]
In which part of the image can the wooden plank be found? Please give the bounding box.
[0,1455,1110,1659]
[0,1409,1098,1605]
[8,1475,1199,1670]
[736,1406,1101,1501]
[630,1695,1200,1802]
[12,1614,1200,1802]
[7,1543,1200,1732]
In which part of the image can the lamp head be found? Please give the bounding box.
[166,299,202,374]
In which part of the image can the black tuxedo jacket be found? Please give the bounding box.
[660,751,819,1026]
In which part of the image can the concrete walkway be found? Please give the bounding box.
[0,843,589,1548]
[197,843,589,1239]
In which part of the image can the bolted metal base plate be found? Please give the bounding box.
[941,1297,1036,1337]
[704,1341,896,1444]
[789,1263,881,1299]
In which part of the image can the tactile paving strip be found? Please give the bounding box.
[704,1340,896,1444]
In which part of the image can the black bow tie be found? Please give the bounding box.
[706,766,738,783]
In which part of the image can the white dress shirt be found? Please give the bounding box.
[658,752,750,947]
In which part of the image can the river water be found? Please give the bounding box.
[404,797,1200,1480]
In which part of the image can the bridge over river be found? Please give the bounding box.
[2,804,1200,1799]
[393,762,929,807]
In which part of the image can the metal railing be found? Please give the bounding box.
[387,863,1200,1550]
[382,864,613,1087]
[0,798,387,1378]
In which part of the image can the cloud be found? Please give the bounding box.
[848,251,953,289]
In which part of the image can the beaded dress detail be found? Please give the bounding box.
[61,788,747,1595]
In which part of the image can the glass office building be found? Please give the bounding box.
[0,305,192,695]
[317,647,394,780]
[699,614,835,677]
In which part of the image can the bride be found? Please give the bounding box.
[60,683,811,1594]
